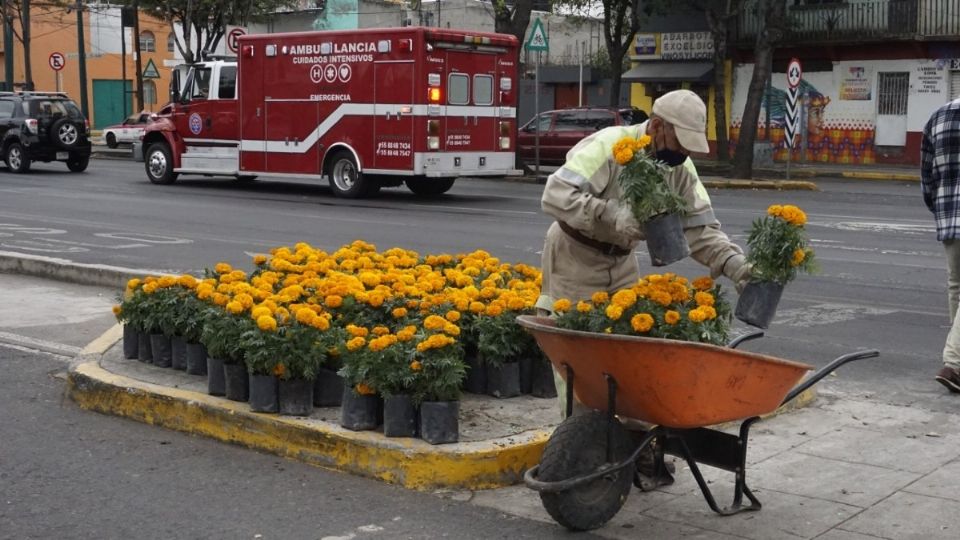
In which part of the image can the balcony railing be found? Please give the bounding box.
[734,0,960,45]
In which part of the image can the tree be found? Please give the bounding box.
[730,0,787,179]
[137,0,295,64]
[0,1,70,90]
[490,0,537,62]
[690,0,745,162]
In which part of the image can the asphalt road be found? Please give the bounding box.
[0,158,949,413]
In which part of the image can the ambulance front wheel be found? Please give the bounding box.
[405,177,455,197]
[145,143,178,185]
[327,151,380,198]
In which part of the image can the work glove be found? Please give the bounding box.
[723,254,754,293]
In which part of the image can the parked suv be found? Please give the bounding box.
[0,92,92,173]
[517,107,648,165]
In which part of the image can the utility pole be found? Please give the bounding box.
[76,0,88,117]
[120,6,128,118]
[4,1,14,91]
[22,0,31,90]
[132,0,142,111]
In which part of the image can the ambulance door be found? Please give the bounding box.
[265,99,319,174]
[444,50,498,152]
[239,48,265,171]
[373,60,415,171]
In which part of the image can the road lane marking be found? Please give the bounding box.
[774,303,898,327]
[0,330,81,357]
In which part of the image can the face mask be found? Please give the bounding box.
[652,122,687,167]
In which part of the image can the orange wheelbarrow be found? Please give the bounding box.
[517,315,879,531]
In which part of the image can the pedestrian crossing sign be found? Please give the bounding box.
[525,18,549,52]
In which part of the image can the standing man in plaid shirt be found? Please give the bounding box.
[922,99,960,392]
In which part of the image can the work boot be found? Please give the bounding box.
[634,443,675,490]
[936,366,960,393]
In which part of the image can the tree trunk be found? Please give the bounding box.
[730,0,785,179]
[21,0,32,91]
[712,27,729,161]
[608,52,624,107]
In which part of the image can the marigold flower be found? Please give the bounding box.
[611,289,637,308]
[143,282,158,294]
[410,360,422,371]
[445,310,461,322]
[311,316,330,331]
[346,324,369,337]
[424,315,446,330]
[112,305,122,316]
[372,325,390,336]
[257,315,278,332]
[251,306,272,320]
[253,254,268,265]
[324,295,343,308]
[296,308,316,325]
[791,248,806,266]
[664,310,680,325]
[605,304,624,320]
[126,278,141,290]
[701,306,717,319]
[226,301,244,315]
[273,363,286,378]
[688,308,707,323]
[443,323,461,336]
[591,291,609,305]
[553,298,572,313]
[631,313,654,332]
[694,291,715,307]
[651,290,673,307]
[392,307,408,319]
[485,304,504,317]
[576,301,592,313]
[214,262,233,274]
[767,205,783,217]
[355,383,376,396]
[692,276,714,291]
[346,337,367,352]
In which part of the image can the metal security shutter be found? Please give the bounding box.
[950,71,960,100]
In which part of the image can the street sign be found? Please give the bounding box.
[785,87,800,149]
[525,19,549,52]
[48,52,65,72]
[787,57,802,89]
[227,27,247,54]
[143,58,160,79]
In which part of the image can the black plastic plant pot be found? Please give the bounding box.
[171,336,188,371]
[519,356,534,394]
[383,394,418,438]
[531,357,558,399]
[644,212,690,267]
[122,325,139,359]
[137,331,153,363]
[223,362,250,402]
[313,368,344,407]
[248,374,279,414]
[149,334,172,368]
[735,280,785,329]
[419,401,459,445]
[206,356,226,396]
[486,361,521,399]
[464,353,487,394]
[340,384,380,431]
[186,342,208,376]
[279,378,313,416]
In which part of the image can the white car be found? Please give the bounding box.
[102,112,154,148]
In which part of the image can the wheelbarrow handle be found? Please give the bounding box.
[782,349,880,406]
[727,330,764,349]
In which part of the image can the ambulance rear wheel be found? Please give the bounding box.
[145,143,178,185]
[327,151,379,198]
[405,177,455,197]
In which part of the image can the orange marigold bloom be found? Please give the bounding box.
[355,383,376,396]
[410,360,422,371]
[692,276,714,291]
[324,295,343,308]
[273,363,286,378]
[631,313,654,333]
[553,298,572,313]
[791,248,806,266]
[591,291,609,305]
[664,310,681,325]
[694,292,715,307]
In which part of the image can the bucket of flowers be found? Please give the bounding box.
[736,204,817,329]
[613,134,689,267]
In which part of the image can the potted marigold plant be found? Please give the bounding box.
[613,134,690,266]
[174,288,209,375]
[337,328,382,431]
[364,326,420,438]
[139,277,182,368]
[476,304,531,398]
[736,204,817,329]
[200,305,251,398]
[239,312,291,414]
[114,278,147,361]
[412,330,466,445]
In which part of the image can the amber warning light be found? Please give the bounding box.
[428,87,441,103]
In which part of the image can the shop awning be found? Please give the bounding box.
[622,62,714,83]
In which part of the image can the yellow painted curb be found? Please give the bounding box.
[703,179,819,191]
[841,171,919,182]
[67,359,549,491]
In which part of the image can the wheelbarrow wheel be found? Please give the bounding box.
[538,411,634,531]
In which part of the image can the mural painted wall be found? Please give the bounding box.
[729,58,951,165]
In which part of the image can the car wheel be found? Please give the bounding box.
[67,155,89,173]
[405,177,456,197]
[106,133,118,149]
[5,142,30,173]
[145,142,178,185]
[326,150,379,198]
[52,118,81,149]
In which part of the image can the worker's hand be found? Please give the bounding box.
[614,204,643,238]
[723,254,754,293]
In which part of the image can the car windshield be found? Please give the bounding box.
[26,99,83,119]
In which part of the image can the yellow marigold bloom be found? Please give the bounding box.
[637,134,652,148]
[591,291,609,305]
[253,254,268,265]
[112,305,122,316]
[367,292,386,308]
[346,324,369,338]
[296,308,316,325]
[631,313,654,333]
[443,323,461,336]
[767,205,783,217]
[576,301,593,313]
[158,275,176,288]
[359,272,381,287]
[485,304,504,317]
[410,360,422,371]
[126,278,141,290]
[605,304,624,320]
[346,337,367,352]
[688,308,707,323]
[311,316,330,331]
[424,315,446,330]
[480,287,498,300]
[507,297,526,310]
[791,248,806,266]
[251,306,271,320]
[372,325,390,336]
[257,315,278,332]
[553,299,572,313]
[226,301,244,315]
[612,136,638,165]
[324,295,343,308]
[392,307,408,319]
[692,277,714,291]
[214,262,233,274]
[273,363,286,378]
[701,306,717,319]
[651,290,673,307]
[355,383,376,396]
[470,301,486,314]
[368,338,388,352]
[665,310,681,325]
[142,282,158,294]
[611,289,637,308]
[694,291,715,307]
[445,310,461,322]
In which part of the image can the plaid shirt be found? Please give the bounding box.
[922,99,960,241]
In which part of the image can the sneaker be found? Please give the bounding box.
[936,366,960,393]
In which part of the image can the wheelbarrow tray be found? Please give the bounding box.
[517,316,813,428]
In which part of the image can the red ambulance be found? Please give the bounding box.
[135,27,520,198]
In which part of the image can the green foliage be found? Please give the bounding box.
[618,148,688,223]
[172,292,207,342]
[745,213,817,285]
[200,307,251,363]
[476,312,537,367]
[411,341,466,404]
